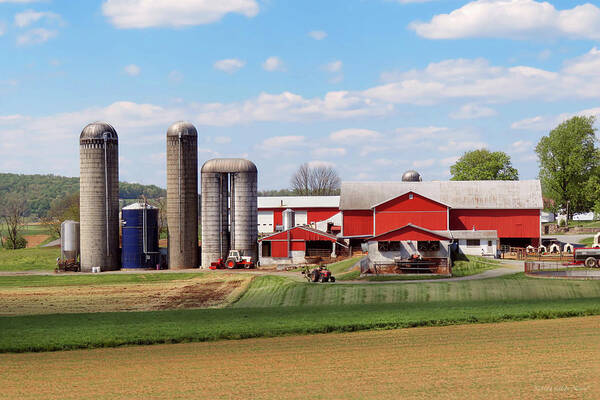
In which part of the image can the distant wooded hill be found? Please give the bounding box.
[0,173,166,217]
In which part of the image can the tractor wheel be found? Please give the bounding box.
[330,276,336,283]
[226,260,236,269]
[311,271,320,282]
[321,276,329,283]
[585,257,597,268]
[244,263,252,269]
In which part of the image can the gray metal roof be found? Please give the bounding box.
[166,121,197,137]
[80,121,117,141]
[258,196,340,208]
[201,158,257,173]
[339,180,542,210]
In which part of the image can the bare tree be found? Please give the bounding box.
[291,163,312,195]
[291,163,341,195]
[41,192,79,238]
[1,193,27,249]
[150,197,167,237]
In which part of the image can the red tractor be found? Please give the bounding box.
[302,264,335,283]
[209,250,255,269]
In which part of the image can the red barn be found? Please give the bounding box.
[340,180,542,250]
[259,225,347,265]
[257,196,340,233]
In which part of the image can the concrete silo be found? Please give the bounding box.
[166,121,198,269]
[201,158,257,268]
[79,122,120,271]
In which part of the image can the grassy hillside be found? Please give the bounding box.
[0,173,166,217]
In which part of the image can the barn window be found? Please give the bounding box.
[466,239,480,247]
[378,241,389,252]
[418,241,440,252]
[488,241,493,247]
[409,194,413,199]
[262,241,271,257]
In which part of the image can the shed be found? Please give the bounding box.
[259,225,347,265]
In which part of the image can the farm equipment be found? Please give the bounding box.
[301,264,335,283]
[209,250,255,269]
[572,248,600,268]
[55,258,80,273]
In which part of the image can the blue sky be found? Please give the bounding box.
[1,0,600,189]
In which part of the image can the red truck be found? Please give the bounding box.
[573,248,600,268]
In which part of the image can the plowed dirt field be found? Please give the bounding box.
[1,316,598,399]
[0,274,252,315]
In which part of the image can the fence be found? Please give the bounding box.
[524,261,600,279]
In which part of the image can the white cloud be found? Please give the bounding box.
[16,28,57,45]
[368,48,600,105]
[410,0,600,40]
[262,56,285,72]
[260,135,305,149]
[563,47,600,76]
[511,107,600,131]
[307,160,335,169]
[123,64,141,76]
[395,126,448,143]
[438,140,487,152]
[329,128,381,142]
[439,156,460,166]
[412,158,435,168]
[168,70,183,83]
[213,58,245,73]
[308,30,327,40]
[450,103,497,119]
[510,140,533,153]
[102,0,259,29]
[14,9,61,28]
[194,91,390,126]
[311,147,347,157]
[323,60,342,73]
[213,136,231,144]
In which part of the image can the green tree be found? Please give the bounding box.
[450,149,519,181]
[535,116,600,218]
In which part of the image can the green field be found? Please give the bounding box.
[0,247,60,271]
[2,272,600,352]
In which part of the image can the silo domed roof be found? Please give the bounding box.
[201,158,257,173]
[402,170,422,182]
[80,122,118,141]
[167,121,197,137]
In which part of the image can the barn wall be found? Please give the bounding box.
[376,192,447,212]
[375,213,447,234]
[258,207,340,229]
[450,209,540,238]
[374,226,449,242]
[342,210,373,236]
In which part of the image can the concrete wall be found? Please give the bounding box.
[259,250,305,265]
[457,239,497,257]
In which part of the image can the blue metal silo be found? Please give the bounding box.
[121,203,160,269]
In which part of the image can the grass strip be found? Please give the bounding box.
[0,272,206,288]
[0,247,60,272]
[2,298,600,353]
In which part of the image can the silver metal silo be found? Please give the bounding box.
[200,158,257,267]
[282,208,295,231]
[166,121,198,269]
[60,220,80,261]
[79,122,120,271]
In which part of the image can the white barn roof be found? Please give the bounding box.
[339,180,542,210]
[258,196,340,208]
